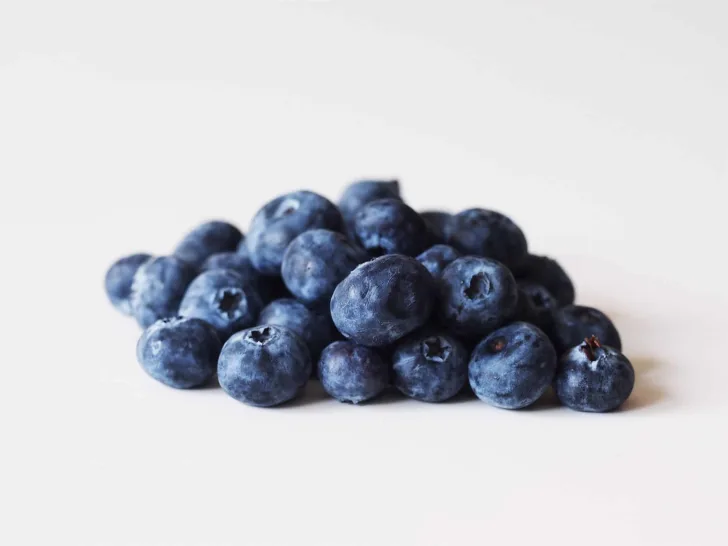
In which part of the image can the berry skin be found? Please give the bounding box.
[105,253,152,315]
[516,282,559,333]
[447,208,528,269]
[354,198,432,257]
[469,322,557,409]
[416,244,461,277]
[130,256,198,328]
[174,221,243,268]
[258,298,337,359]
[318,341,389,403]
[281,229,368,306]
[218,325,311,407]
[551,305,621,355]
[338,179,401,238]
[331,255,435,347]
[178,269,263,341]
[392,331,468,402]
[554,336,634,412]
[438,256,518,339]
[512,254,575,306]
[420,210,452,243]
[246,191,344,275]
[136,317,221,389]
[199,251,277,301]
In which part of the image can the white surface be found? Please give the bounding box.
[2,1,728,545]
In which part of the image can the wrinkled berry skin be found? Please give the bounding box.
[247,191,344,275]
[447,209,528,269]
[105,253,152,314]
[513,254,575,306]
[339,179,401,238]
[130,256,197,328]
[438,256,518,339]
[331,255,435,347]
[174,221,243,268]
[281,229,368,306]
[392,331,468,402]
[218,325,311,407]
[555,340,634,412]
[354,199,432,257]
[420,211,452,243]
[136,317,221,388]
[179,269,263,341]
[258,298,336,358]
[551,305,621,355]
[516,282,559,333]
[416,244,461,277]
[469,322,557,409]
[318,341,389,403]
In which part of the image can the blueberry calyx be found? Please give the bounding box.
[464,273,489,299]
[216,288,243,318]
[580,335,602,361]
[275,198,300,218]
[247,326,275,345]
[422,337,451,362]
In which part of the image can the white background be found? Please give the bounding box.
[2,1,727,545]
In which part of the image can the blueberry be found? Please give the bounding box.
[469,322,557,409]
[105,253,152,315]
[420,211,452,243]
[447,209,528,268]
[318,341,389,403]
[218,325,311,407]
[236,238,249,257]
[354,199,432,257]
[512,254,575,306]
[338,179,401,238]
[281,229,368,306]
[258,298,336,359]
[551,305,621,355]
[438,256,518,339]
[200,251,274,300]
[554,336,634,412]
[331,255,435,347]
[136,317,221,389]
[392,331,468,402]
[130,256,198,328]
[247,191,344,275]
[174,221,243,268]
[516,282,559,333]
[416,244,461,277]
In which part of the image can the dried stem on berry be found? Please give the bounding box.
[580,335,602,361]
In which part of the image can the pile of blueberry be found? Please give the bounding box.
[106,181,634,412]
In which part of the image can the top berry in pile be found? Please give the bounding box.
[106,178,634,412]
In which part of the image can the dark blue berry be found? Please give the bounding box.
[339,179,401,238]
[246,191,344,275]
[258,298,336,359]
[331,255,435,347]
[105,253,151,315]
[130,256,197,328]
[179,269,263,341]
[447,209,528,268]
[469,322,557,409]
[554,336,634,412]
[551,305,621,355]
[281,229,368,306]
[416,244,460,277]
[438,256,518,339]
[174,221,243,268]
[420,211,452,243]
[218,325,311,407]
[354,199,432,257]
[318,341,389,403]
[200,251,279,301]
[512,254,575,306]
[392,331,468,402]
[516,282,559,333]
[136,317,221,389]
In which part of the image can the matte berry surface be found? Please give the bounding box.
[420,211,452,243]
[551,305,621,355]
[218,325,311,407]
[392,331,468,402]
[281,229,368,306]
[513,254,575,306]
[331,255,435,347]
[554,337,634,412]
[258,298,336,358]
[416,244,461,277]
[174,221,243,268]
[136,317,221,389]
[447,208,528,268]
[516,282,559,333]
[318,341,389,403]
[338,179,401,238]
[353,198,432,257]
[105,253,151,315]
